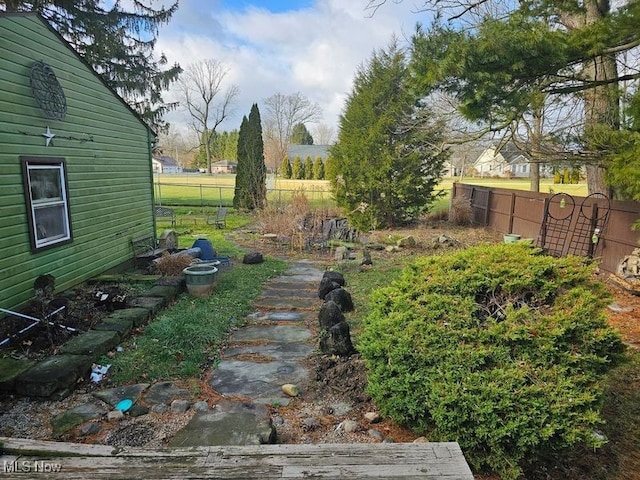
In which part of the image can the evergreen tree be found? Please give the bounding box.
[313,157,325,180]
[304,156,314,180]
[280,157,292,179]
[234,104,266,210]
[408,0,640,194]
[292,156,304,179]
[290,123,314,144]
[324,156,337,181]
[3,0,182,132]
[331,39,448,230]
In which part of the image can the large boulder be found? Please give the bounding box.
[325,288,354,313]
[320,321,356,357]
[318,301,345,330]
[318,271,345,300]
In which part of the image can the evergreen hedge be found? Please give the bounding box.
[360,244,625,479]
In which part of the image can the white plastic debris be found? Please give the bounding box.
[90,364,111,383]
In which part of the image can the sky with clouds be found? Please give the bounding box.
[157,0,429,141]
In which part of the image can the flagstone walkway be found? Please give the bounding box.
[169,260,324,447]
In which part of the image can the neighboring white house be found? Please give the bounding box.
[471,144,549,178]
[152,156,182,174]
[443,144,487,177]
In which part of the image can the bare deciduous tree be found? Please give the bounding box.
[311,123,335,145]
[262,92,322,173]
[179,59,239,174]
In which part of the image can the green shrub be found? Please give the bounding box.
[360,244,625,479]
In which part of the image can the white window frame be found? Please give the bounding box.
[21,157,72,251]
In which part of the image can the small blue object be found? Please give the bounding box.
[192,238,216,260]
[115,398,133,412]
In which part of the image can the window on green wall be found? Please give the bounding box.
[21,157,72,252]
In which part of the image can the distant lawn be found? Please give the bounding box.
[438,176,588,196]
[154,173,588,210]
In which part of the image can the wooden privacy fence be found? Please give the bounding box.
[452,183,640,274]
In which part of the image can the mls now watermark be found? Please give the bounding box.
[3,460,62,473]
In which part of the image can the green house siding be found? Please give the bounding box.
[0,14,155,311]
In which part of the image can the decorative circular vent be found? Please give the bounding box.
[30,60,67,121]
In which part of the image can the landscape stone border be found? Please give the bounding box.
[0,276,184,399]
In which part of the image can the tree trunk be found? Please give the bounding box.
[529,103,543,192]
[530,162,540,192]
[582,0,619,195]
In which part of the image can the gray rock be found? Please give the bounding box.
[93,383,149,408]
[607,302,634,313]
[272,416,285,426]
[144,381,189,406]
[342,419,359,433]
[51,403,107,437]
[151,404,168,414]
[333,246,349,261]
[170,399,191,413]
[79,422,102,437]
[397,236,416,248]
[128,405,150,417]
[107,410,124,421]
[383,437,395,443]
[364,411,381,423]
[368,429,384,441]
[302,417,319,431]
[193,401,209,412]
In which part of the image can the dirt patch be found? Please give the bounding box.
[0,282,143,360]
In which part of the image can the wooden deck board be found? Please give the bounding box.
[0,437,474,479]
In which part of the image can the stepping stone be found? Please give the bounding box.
[280,273,324,283]
[210,360,309,405]
[229,325,311,343]
[143,381,190,406]
[254,297,320,311]
[169,399,275,447]
[266,280,318,291]
[93,383,149,408]
[51,403,107,437]
[269,276,319,286]
[246,311,305,323]
[260,289,318,300]
[224,342,313,362]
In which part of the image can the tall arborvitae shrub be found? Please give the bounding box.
[313,157,325,180]
[304,156,314,180]
[280,157,292,179]
[234,104,266,209]
[292,156,304,179]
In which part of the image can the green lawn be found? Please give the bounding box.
[155,174,588,211]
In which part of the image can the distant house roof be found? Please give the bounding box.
[287,144,331,161]
[154,156,179,167]
[212,160,237,167]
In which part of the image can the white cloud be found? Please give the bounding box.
[157,0,425,137]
